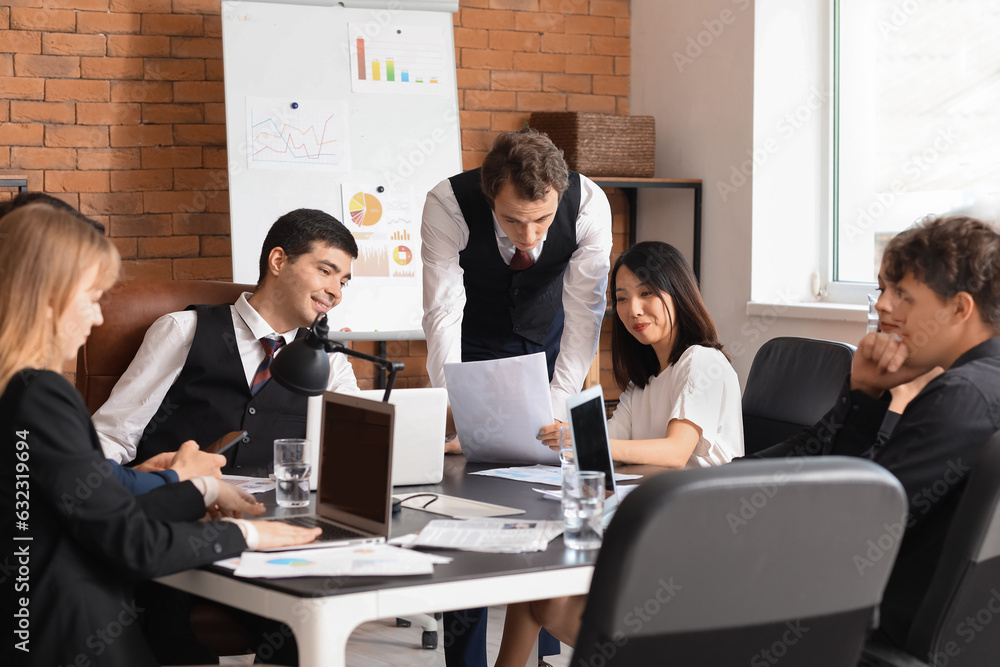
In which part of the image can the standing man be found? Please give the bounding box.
[423,128,613,425]
[421,129,612,666]
[95,208,360,476]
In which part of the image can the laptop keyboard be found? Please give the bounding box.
[281,515,367,542]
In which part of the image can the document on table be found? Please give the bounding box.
[221,475,275,495]
[444,352,559,465]
[412,518,564,553]
[393,492,524,518]
[231,544,452,578]
[534,483,641,501]
[472,464,642,487]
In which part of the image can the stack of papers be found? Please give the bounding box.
[229,544,451,578]
[471,464,642,487]
[412,518,564,553]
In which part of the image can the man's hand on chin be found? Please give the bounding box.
[850,331,934,398]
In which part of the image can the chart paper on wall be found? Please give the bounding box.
[348,24,451,96]
[246,98,350,172]
[341,184,417,286]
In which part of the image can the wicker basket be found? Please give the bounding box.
[528,112,656,178]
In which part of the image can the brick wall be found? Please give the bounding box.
[455,0,630,168]
[1,0,229,284]
[0,0,631,393]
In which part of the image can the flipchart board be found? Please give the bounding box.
[221,0,461,339]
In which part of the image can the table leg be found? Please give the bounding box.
[288,595,379,667]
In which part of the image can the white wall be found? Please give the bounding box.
[631,0,863,387]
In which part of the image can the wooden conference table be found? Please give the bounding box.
[157,456,665,667]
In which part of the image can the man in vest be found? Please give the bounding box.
[95,208,360,477]
[422,129,612,667]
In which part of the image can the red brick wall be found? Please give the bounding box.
[1,0,230,283]
[455,0,631,168]
[0,0,631,391]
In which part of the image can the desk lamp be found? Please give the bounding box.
[270,312,403,402]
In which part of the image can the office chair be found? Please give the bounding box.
[572,457,907,667]
[742,336,856,455]
[859,430,1000,667]
[76,279,259,659]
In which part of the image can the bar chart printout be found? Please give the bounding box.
[246,98,349,172]
[349,24,449,95]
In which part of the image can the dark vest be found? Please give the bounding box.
[451,168,581,351]
[136,304,308,476]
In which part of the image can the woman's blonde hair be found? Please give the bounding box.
[0,204,120,394]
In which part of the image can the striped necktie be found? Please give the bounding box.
[510,247,534,271]
[251,337,284,396]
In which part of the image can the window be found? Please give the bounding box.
[833,0,1000,290]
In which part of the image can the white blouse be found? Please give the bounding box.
[607,345,744,468]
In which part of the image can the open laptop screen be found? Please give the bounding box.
[319,393,394,532]
[568,386,616,494]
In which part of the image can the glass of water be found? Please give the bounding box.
[274,438,312,508]
[867,292,881,334]
[563,470,605,550]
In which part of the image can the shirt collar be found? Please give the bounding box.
[234,292,299,345]
[491,210,549,246]
[950,336,1000,370]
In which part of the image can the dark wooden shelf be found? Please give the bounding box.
[591,176,703,282]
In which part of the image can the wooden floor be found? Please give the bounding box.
[220,605,573,666]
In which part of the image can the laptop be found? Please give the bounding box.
[566,385,619,518]
[263,391,394,551]
[359,388,447,486]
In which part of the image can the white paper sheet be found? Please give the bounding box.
[444,352,559,465]
[221,475,276,495]
[412,518,564,553]
[471,465,642,487]
[534,483,641,501]
[233,544,451,578]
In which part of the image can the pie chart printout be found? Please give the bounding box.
[349,192,383,227]
[341,183,418,286]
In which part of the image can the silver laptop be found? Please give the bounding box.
[360,388,446,486]
[263,391,394,551]
[567,385,619,518]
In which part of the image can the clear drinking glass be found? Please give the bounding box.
[563,470,605,550]
[274,438,312,508]
[867,292,881,334]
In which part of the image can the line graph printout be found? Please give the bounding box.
[348,24,450,96]
[246,98,349,171]
[341,183,417,285]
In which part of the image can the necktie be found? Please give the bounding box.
[251,337,284,396]
[510,247,534,271]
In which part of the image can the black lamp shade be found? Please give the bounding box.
[270,337,330,396]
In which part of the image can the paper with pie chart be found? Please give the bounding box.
[341,184,417,285]
[231,544,451,578]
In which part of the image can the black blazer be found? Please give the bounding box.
[1,370,247,667]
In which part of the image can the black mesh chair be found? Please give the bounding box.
[571,457,907,667]
[743,336,856,455]
[859,430,1000,667]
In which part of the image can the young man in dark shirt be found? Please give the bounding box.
[752,214,1000,648]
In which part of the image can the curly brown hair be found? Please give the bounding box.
[480,129,569,207]
[882,214,1000,331]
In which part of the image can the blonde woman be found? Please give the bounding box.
[0,205,319,667]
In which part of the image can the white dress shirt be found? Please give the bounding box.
[607,346,745,467]
[421,173,612,421]
[95,293,359,463]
